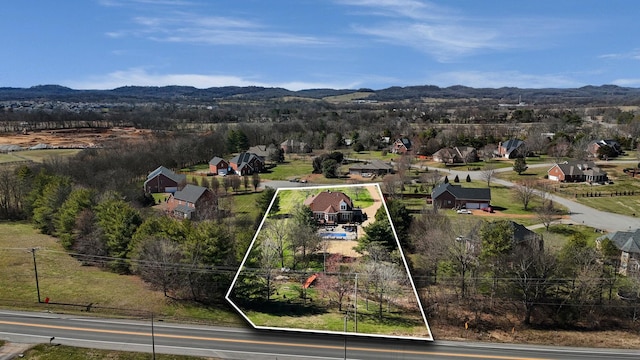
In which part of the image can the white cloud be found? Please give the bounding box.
[338,0,582,62]
[599,49,640,60]
[611,78,640,87]
[427,71,582,89]
[104,5,331,47]
[65,68,358,91]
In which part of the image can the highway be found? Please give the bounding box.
[1,310,638,359]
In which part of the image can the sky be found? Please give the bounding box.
[2,0,639,91]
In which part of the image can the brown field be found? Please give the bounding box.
[0,127,153,148]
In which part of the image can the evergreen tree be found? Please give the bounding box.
[513,157,528,175]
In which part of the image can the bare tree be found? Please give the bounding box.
[134,237,183,298]
[229,175,242,193]
[548,138,571,163]
[362,260,404,320]
[513,180,536,210]
[262,219,289,269]
[252,172,261,192]
[259,235,280,300]
[535,194,558,231]
[510,249,558,325]
[420,169,442,192]
[481,164,496,187]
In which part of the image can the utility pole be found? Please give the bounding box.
[354,273,358,333]
[30,248,41,303]
[151,312,156,360]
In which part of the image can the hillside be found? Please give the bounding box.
[1,84,640,105]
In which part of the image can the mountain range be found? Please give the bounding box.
[1,84,639,105]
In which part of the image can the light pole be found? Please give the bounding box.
[30,248,41,303]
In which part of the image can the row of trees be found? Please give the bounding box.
[410,210,640,327]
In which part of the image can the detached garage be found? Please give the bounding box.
[431,183,491,210]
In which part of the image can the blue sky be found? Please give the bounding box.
[2,0,639,91]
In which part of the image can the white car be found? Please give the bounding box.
[456,209,472,214]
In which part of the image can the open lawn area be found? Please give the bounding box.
[498,162,640,216]
[0,221,244,326]
[0,149,82,164]
[20,344,217,360]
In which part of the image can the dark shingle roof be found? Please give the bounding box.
[432,183,491,201]
[599,229,640,254]
[145,166,186,184]
[209,156,227,165]
[173,184,208,203]
[230,152,263,166]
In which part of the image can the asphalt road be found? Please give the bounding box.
[1,310,638,359]
[438,161,640,232]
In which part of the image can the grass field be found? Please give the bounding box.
[497,162,640,216]
[0,221,244,326]
[21,344,217,360]
[0,149,82,164]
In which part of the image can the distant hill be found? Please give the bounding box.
[1,84,639,105]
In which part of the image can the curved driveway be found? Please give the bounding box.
[441,161,640,232]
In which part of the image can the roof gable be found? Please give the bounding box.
[173,184,209,203]
[145,166,186,184]
[432,183,491,201]
[303,190,353,212]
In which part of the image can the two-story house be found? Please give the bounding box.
[303,190,363,225]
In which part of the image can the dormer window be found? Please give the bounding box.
[340,200,347,211]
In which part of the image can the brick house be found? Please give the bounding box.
[303,190,363,225]
[166,184,216,220]
[229,152,265,175]
[497,139,524,159]
[208,157,230,175]
[144,166,186,193]
[432,146,478,164]
[587,139,622,159]
[547,160,608,183]
[391,138,412,154]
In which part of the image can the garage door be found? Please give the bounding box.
[465,202,481,209]
[548,175,559,181]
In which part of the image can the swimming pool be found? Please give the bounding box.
[320,232,347,238]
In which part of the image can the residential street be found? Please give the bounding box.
[440,161,640,232]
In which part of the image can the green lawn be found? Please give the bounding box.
[0,221,244,326]
[0,149,82,164]
[22,344,217,360]
[276,185,375,215]
[260,159,314,180]
[497,162,640,216]
[534,224,603,252]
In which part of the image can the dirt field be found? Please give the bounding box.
[0,127,153,148]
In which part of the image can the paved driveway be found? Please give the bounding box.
[438,162,640,232]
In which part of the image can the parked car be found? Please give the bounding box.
[456,209,472,214]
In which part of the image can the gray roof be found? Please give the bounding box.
[551,160,606,177]
[348,160,393,171]
[599,229,640,254]
[432,183,491,201]
[230,152,263,166]
[209,156,227,165]
[145,166,186,184]
[173,184,209,203]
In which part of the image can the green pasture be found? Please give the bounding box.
[0,222,244,326]
[534,224,603,252]
[21,344,215,360]
[0,149,82,164]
